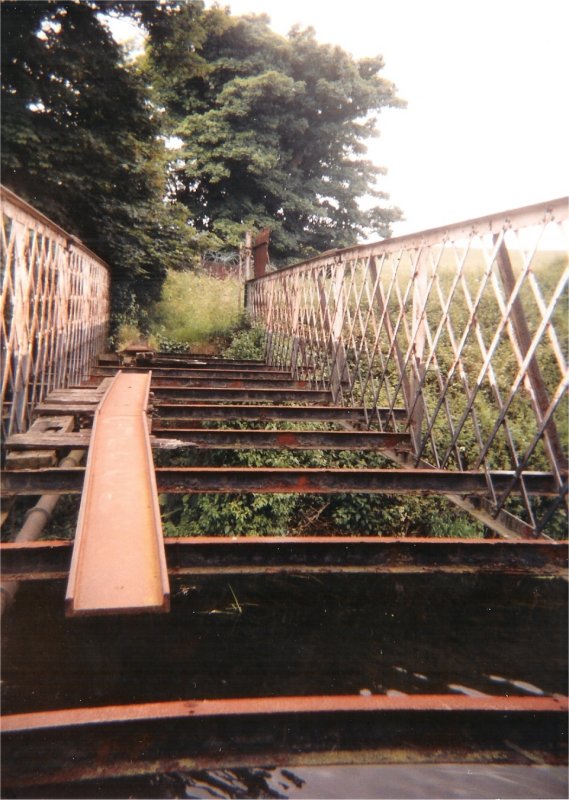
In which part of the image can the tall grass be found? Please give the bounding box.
[150,269,244,348]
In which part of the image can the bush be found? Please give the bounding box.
[150,270,243,346]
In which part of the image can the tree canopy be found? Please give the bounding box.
[145,3,404,261]
[1,0,192,306]
[1,0,405,299]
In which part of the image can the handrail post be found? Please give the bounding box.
[495,237,565,478]
[409,248,429,446]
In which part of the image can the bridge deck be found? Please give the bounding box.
[1,351,567,791]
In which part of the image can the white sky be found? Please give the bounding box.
[204,0,568,236]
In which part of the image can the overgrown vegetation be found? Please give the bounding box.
[1,0,403,321]
[149,270,244,348]
[154,327,484,539]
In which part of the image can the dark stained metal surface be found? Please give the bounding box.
[2,695,567,787]
[65,372,169,617]
[136,355,278,369]
[151,376,311,389]
[2,537,567,580]
[6,429,412,451]
[92,365,294,380]
[150,428,412,450]
[2,466,560,497]
[154,403,406,422]
[152,386,333,402]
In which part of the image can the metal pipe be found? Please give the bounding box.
[0,449,85,617]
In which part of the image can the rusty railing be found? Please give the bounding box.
[1,186,110,438]
[246,198,568,538]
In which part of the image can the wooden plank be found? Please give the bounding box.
[65,371,169,617]
[4,415,75,469]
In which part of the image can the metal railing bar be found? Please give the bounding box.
[494,375,569,513]
[417,232,506,461]
[438,237,533,468]
[476,265,568,484]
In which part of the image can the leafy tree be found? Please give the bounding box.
[1,0,193,307]
[145,5,405,262]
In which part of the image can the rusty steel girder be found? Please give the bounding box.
[1,537,567,581]
[2,695,567,788]
[154,403,406,422]
[1,466,560,497]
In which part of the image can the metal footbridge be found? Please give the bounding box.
[1,186,567,792]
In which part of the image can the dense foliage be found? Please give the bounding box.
[2,0,404,307]
[155,326,485,539]
[145,2,404,261]
[1,1,195,307]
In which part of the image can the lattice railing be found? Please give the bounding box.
[1,186,110,438]
[246,198,568,538]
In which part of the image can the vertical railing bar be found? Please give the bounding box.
[446,270,527,511]
[356,260,390,430]
[414,278,465,470]
[357,253,395,418]
[364,253,409,430]
[429,272,511,508]
[302,272,317,384]
[337,257,365,405]
[348,257,383,412]
[327,257,352,402]
[338,257,361,401]
[348,255,379,399]
[417,231,507,458]
[476,264,568,483]
[368,249,418,425]
[527,270,567,374]
[405,240,469,428]
[534,482,568,537]
[382,246,439,449]
[494,374,569,512]
[494,235,566,475]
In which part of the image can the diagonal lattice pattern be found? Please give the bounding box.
[1,187,110,439]
[246,198,568,538]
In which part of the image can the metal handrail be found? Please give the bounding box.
[246,198,569,538]
[1,185,111,438]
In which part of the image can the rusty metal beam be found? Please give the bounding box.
[134,355,271,369]
[2,695,567,787]
[2,537,567,581]
[495,239,566,476]
[150,377,309,389]
[92,366,293,380]
[7,428,412,451]
[151,429,412,450]
[65,372,169,617]
[154,404,404,422]
[151,387,332,403]
[1,467,560,497]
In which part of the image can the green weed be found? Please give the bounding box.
[150,270,244,347]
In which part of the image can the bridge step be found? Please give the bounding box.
[92,365,294,379]
[2,466,558,497]
[154,403,405,423]
[7,428,412,452]
[152,386,333,402]
[2,537,567,579]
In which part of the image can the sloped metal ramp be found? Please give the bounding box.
[65,371,169,616]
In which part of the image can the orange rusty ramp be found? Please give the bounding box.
[65,372,169,616]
